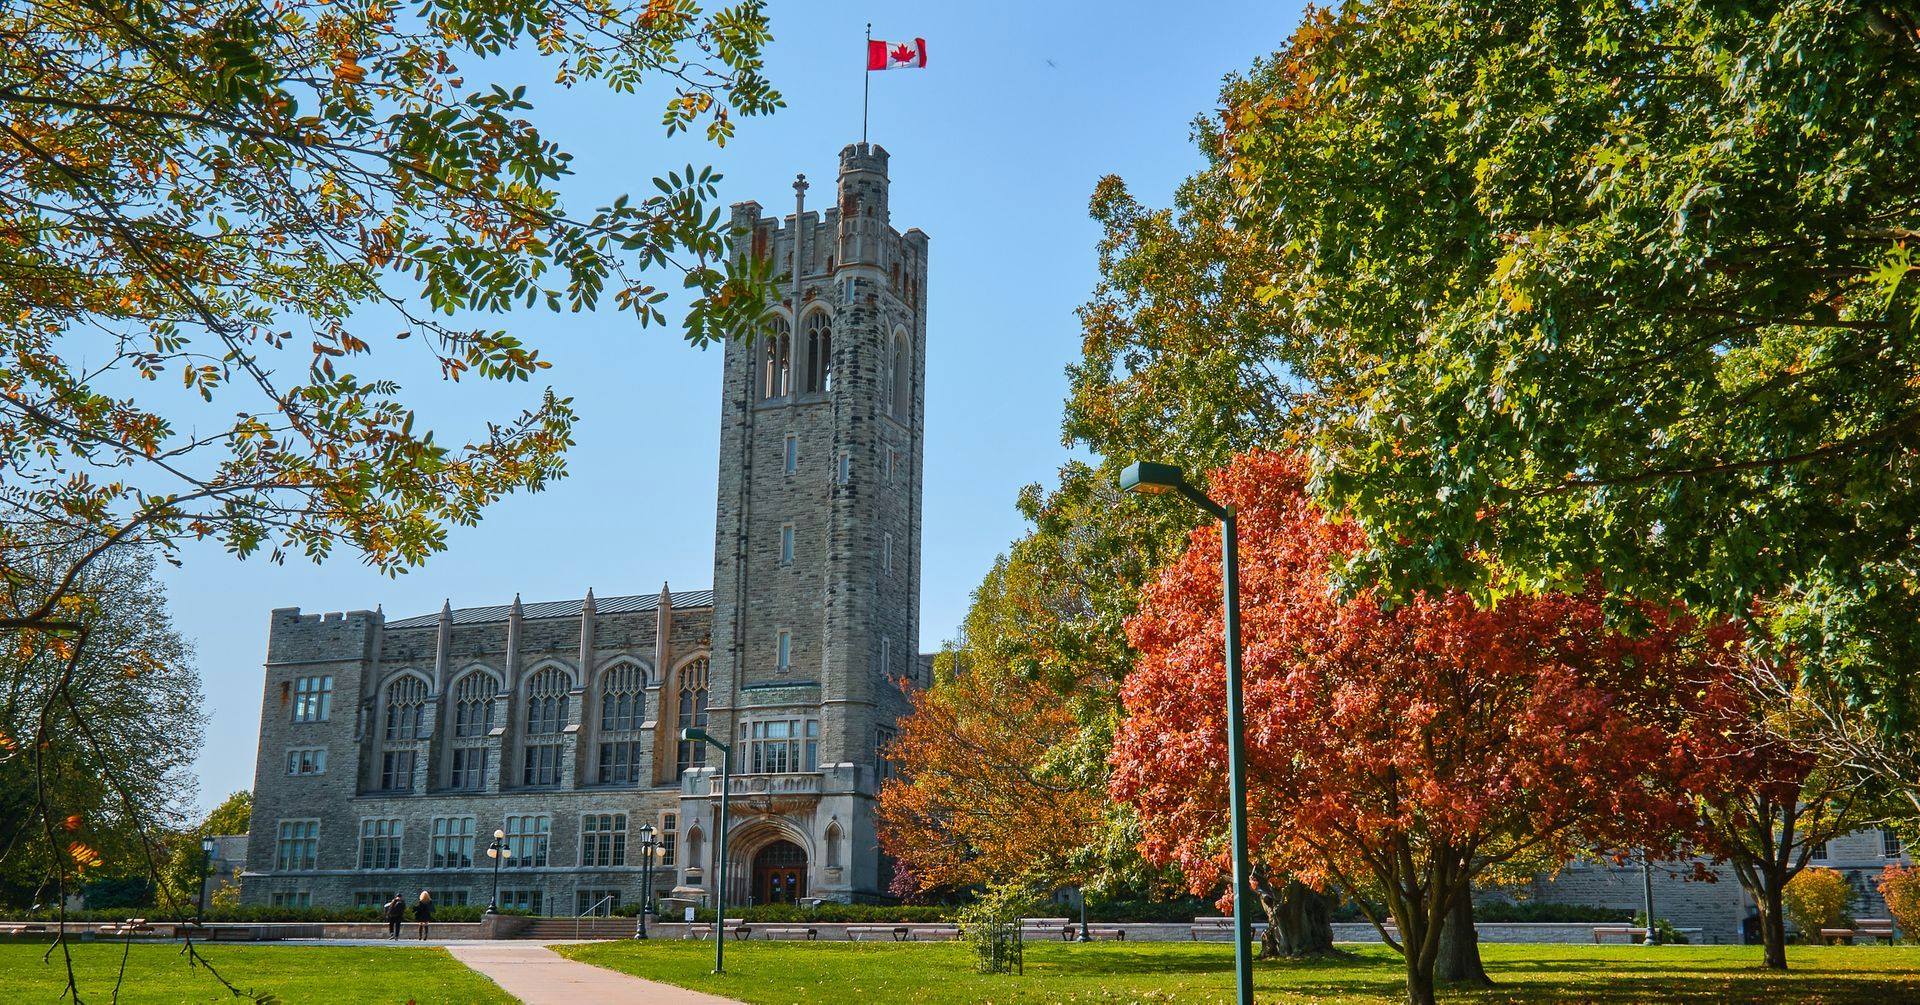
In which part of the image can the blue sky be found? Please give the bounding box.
[167,1,1303,812]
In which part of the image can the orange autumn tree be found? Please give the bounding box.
[1111,451,1704,1005]
[878,554,1112,895]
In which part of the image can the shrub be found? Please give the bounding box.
[683,903,955,923]
[957,884,1042,975]
[1784,867,1853,941]
[1879,863,1920,941]
[1473,901,1635,924]
[1632,912,1690,945]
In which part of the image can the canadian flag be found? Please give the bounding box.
[867,37,928,70]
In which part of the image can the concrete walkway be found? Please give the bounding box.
[446,942,744,1005]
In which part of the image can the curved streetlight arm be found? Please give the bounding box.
[1119,457,1251,1005]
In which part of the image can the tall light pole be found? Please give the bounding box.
[1121,460,1253,1005]
[636,823,657,940]
[682,726,733,975]
[484,829,512,913]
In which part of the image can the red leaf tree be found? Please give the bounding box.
[1110,451,1704,1005]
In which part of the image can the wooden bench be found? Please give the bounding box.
[684,920,749,941]
[758,926,818,941]
[0,922,50,935]
[903,925,960,941]
[1823,919,1896,945]
[1189,917,1278,942]
[1592,925,1647,944]
[847,925,912,942]
[98,918,152,937]
[1021,918,1074,942]
[1083,927,1126,941]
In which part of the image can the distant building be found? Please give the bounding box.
[240,143,928,912]
[1526,828,1911,942]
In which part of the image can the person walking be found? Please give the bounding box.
[384,893,405,940]
[414,890,434,940]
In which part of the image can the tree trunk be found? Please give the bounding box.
[1273,881,1338,958]
[1760,881,1789,970]
[1434,883,1491,986]
[1403,950,1438,1005]
[1253,874,1340,959]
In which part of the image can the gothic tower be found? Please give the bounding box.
[697,143,927,902]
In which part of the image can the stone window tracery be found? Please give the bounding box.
[675,658,710,779]
[384,676,427,740]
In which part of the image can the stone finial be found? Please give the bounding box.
[580,588,597,681]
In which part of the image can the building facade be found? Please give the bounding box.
[1526,828,1912,943]
[240,142,927,913]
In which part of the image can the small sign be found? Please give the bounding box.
[684,906,695,923]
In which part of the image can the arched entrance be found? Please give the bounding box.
[752,840,807,905]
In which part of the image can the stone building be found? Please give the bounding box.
[1525,827,1911,943]
[239,142,927,913]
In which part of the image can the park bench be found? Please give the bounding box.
[1021,917,1074,942]
[1083,927,1127,941]
[97,918,152,937]
[208,926,255,941]
[759,926,818,941]
[1189,917,1279,942]
[1823,919,1896,945]
[1591,925,1646,944]
[0,922,50,936]
[847,925,912,941]
[685,920,749,941]
[903,925,961,941]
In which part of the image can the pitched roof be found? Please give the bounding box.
[384,589,715,629]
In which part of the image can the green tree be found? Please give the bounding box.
[156,790,251,911]
[885,151,1331,949]
[0,538,204,911]
[1220,0,1920,741]
[0,0,781,632]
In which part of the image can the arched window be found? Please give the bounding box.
[522,667,570,787]
[675,658,710,779]
[383,676,427,741]
[525,667,570,735]
[597,662,646,785]
[600,663,645,731]
[890,331,910,417]
[803,312,832,393]
[759,317,791,400]
[453,671,496,737]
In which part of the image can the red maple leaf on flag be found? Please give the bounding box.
[892,43,914,64]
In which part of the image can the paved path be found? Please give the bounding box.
[446,942,744,1005]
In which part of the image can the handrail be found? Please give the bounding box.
[576,895,615,940]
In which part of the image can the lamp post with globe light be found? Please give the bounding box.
[636,823,657,939]
[484,829,512,913]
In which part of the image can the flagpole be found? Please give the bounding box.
[862,22,871,144]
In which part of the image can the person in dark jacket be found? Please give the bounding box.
[384,894,405,940]
[414,890,434,940]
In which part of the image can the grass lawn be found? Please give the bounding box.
[557,939,1920,1004]
[0,941,515,1003]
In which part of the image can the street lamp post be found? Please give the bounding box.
[198,837,216,920]
[1120,460,1254,1005]
[484,830,512,913]
[682,727,733,975]
[636,823,657,940]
